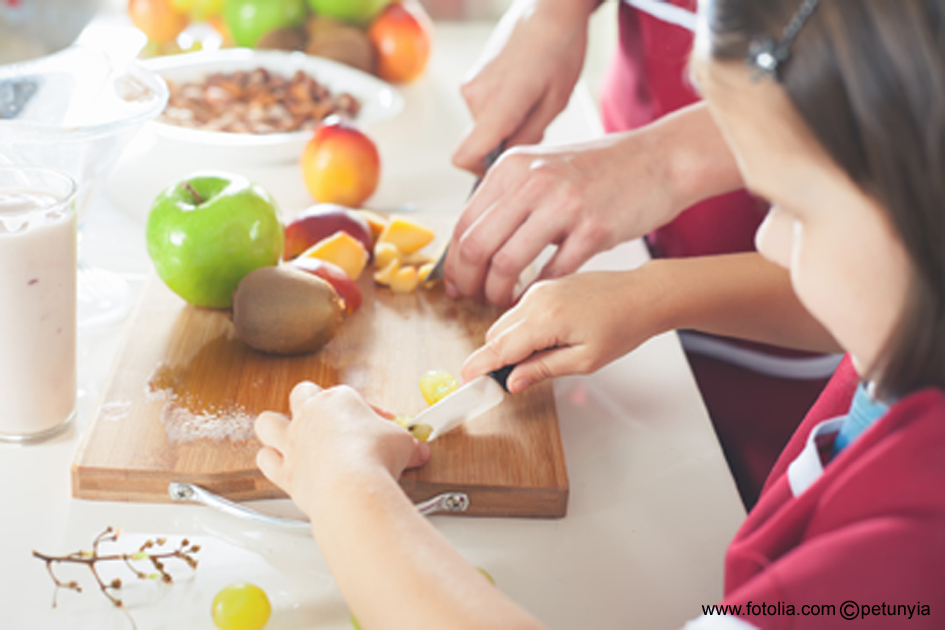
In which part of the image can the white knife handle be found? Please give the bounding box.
[168,482,469,532]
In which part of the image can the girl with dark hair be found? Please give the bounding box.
[253,1,945,627]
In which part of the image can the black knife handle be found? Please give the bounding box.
[488,365,515,392]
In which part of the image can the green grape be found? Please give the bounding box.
[419,370,458,405]
[408,422,433,442]
[392,414,414,428]
[211,582,271,630]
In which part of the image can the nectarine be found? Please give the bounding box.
[300,117,380,207]
[368,2,432,83]
[284,203,374,261]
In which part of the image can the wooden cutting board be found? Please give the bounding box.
[72,273,568,518]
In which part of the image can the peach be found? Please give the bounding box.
[289,257,363,315]
[300,231,369,280]
[376,215,435,254]
[300,117,380,207]
[284,203,373,261]
[368,2,432,83]
[129,0,190,42]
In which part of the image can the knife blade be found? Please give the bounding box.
[414,365,514,441]
[426,141,507,282]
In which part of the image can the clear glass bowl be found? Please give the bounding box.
[0,44,169,328]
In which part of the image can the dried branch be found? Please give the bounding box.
[33,526,200,629]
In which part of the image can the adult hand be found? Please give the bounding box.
[451,0,596,175]
[461,268,672,393]
[445,104,746,306]
[255,382,430,517]
[446,135,675,306]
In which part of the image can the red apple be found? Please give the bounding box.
[300,117,380,207]
[368,2,432,83]
[288,258,363,314]
[284,203,374,261]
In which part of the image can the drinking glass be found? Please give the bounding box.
[0,167,78,442]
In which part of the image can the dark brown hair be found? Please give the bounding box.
[706,0,945,398]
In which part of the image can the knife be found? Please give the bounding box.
[426,141,507,282]
[413,365,514,441]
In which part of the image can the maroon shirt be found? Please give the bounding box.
[714,356,945,628]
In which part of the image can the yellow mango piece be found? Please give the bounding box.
[401,251,433,267]
[373,241,402,269]
[390,265,420,293]
[373,258,400,286]
[377,216,435,254]
[418,262,439,289]
[302,231,369,280]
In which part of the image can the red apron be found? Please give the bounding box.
[599,0,832,507]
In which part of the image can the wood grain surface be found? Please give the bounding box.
[72,274,569,518]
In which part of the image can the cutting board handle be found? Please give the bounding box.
[168,482,470,532]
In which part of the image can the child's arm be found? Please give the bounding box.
[462,252,840,393]
[255,382,545,630]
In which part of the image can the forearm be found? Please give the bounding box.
[647,253,841,353]
[645,103,746,214]
[309,465,544,630]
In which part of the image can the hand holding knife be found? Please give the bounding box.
[412,365,514,442]
[425,141,507,282]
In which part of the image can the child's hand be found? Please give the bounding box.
[462,269,669,393]
[255,382,430,518]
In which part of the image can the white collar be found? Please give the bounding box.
[786,417,845,497]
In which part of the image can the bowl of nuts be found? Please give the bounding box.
[142,48,403,164]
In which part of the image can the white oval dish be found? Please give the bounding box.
[142,48,403,164]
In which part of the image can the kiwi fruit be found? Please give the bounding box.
[256,27,306,51]
[304,16,377,75]
[232,265,344,355]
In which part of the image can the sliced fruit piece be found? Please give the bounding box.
[284,203,373,261]
[376,215,435,254]
[389,265,420,293]
[301,231,369,280]
[419,369,458,405]
[392,414,413,428]
[373,241,402,269]
[373,258,400,285]
[408,422,433,442]
[418,261,439,289]
[401,251,433,267]
[355,209,390,243]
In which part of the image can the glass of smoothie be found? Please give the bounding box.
[0,166,78,442]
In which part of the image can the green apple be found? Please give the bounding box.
[306,0,390,26]
[223,0,307,48]
[146,172,284,309]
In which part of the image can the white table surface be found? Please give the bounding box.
[1,22,745,630]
